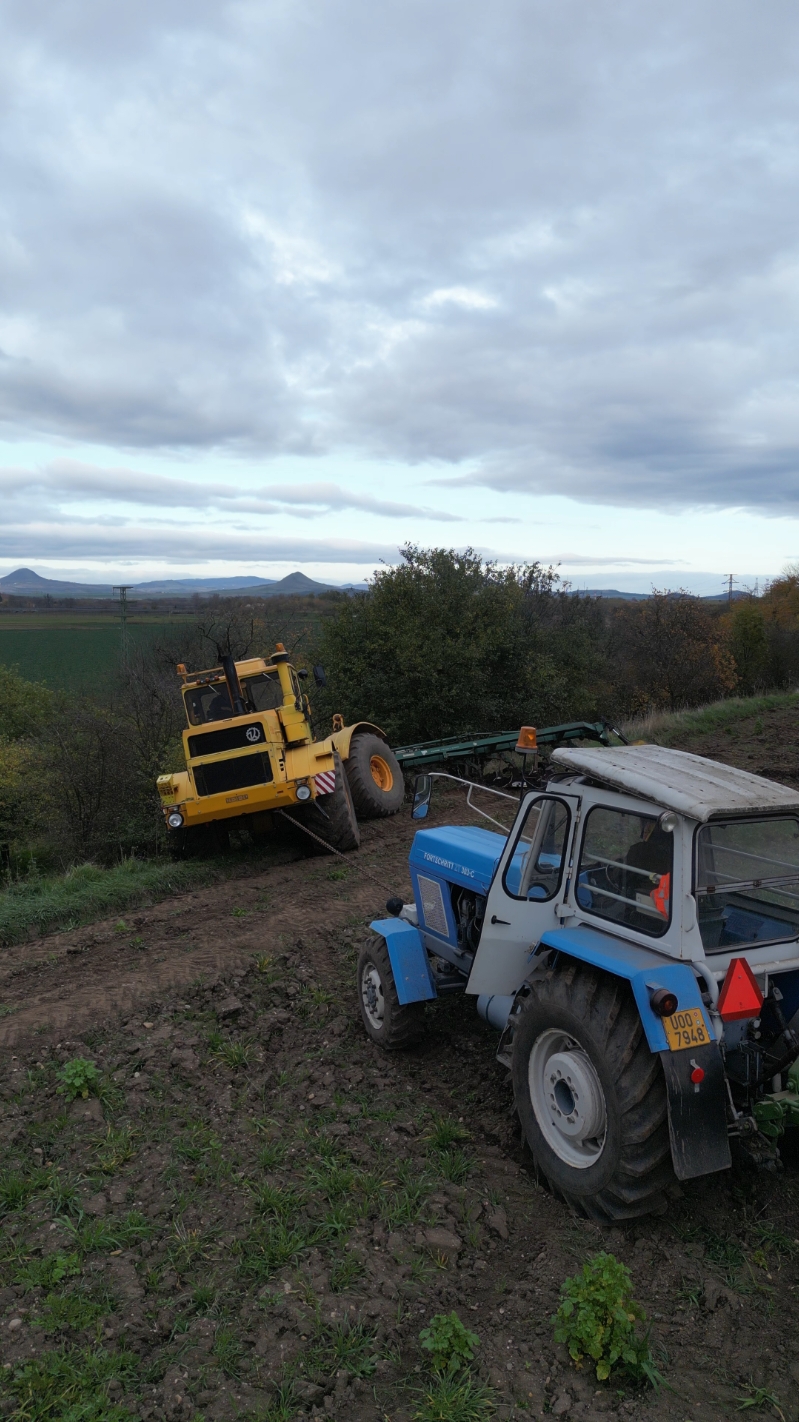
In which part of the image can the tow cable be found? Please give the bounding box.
[275,808,397,897]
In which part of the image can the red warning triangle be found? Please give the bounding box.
[717,957,764,1022]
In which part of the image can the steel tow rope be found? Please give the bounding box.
[275,809,397,897]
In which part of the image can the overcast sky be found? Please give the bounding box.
[1,1,798,592]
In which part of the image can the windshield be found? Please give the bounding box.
[695,817,799,952]
[184,669,286,726]
[184,680,233,726]
[241,672,284,713]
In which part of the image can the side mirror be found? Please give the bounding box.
[411,773,432,820]
[313,665,327,688]
[297,668,309,680]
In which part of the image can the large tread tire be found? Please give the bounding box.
[511,961,675,1223]
[287,750,361,854]
[345,733,404,820]
[357,938,425,1049]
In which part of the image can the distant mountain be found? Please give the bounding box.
[237,572,339,597]
[0,566,341,599]
[573,588,650,601]
[132,576,275,593]
[0,567,114,597]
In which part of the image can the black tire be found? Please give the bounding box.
[345,733,404,820]
[286,750,360,854]
[357,938,425,1049]
[511,961,675,1223]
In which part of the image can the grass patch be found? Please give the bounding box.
[621,692,799,747]
[0,857,229,947]
[6,1343,138,1421]
[412,1370,495,1421]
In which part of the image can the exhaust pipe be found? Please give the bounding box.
[476,993,515,1032]
[220,654,246,717]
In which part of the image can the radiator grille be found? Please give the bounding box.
[188,722,266,757]
[193,752,274,798]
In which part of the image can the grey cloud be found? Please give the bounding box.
[2,2,799,511]
[0,463,461,520]
[0,520,400,564]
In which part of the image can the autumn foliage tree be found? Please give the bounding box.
[611,590,737,713]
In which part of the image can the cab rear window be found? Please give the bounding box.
[695,817,799,952]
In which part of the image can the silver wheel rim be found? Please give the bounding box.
[528,1028,607,1169]
[361,961,385,1030]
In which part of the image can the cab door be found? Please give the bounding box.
[466,792,581,996]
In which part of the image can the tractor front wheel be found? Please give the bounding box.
[288,750,360,854]
[345,733,404,819]
[512,961,676,1223]
[357,939,425,1049]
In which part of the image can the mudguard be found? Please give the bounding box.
[370,918,437,1006]
[537,925,731,1181]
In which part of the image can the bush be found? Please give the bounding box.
[553,1251,661,1385]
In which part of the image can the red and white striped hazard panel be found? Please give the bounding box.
[314,769,337,796]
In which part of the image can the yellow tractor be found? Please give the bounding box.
[156,643,403,852]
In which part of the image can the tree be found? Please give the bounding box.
[0,665,53,743]
[612,591,736,713]
[312,545,605,744]
[728,602,769,693]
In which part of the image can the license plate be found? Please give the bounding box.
[663,1007,710,1052]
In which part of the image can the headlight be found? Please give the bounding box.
[295,784,311,801]
[167,811,185,829]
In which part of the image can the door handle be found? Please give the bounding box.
[490,915,511,926]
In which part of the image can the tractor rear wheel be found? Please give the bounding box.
[511,961,676,1223]
[287,750,360,854]
[357,938,425,1049]
[345,733,404,819]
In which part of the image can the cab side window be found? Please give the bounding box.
[503,797,571,901]
[576,806,672,937]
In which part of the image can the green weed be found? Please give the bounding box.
[0,1165,48,1216]
[413,1369,495,1421]
[426,1118,470,1150]
[68,1209,153,1255]
[380,1184,430,1230]
[736,1383,785,1419]
[311,1320,379,1379]
[434,1148,472,1184]
[238,1219,319,1281]
[210,1038,252,1071]
[554,1251,662,1387]
[214,1325,244,1377]
[257,1141,287,1172]
[328,1252,365,1293]
[14,1252,82,1291]
[420,1312,480,1374]
[96,1125,137,1174]
[56,1057,100,1101]
[5,1344,138,1421]
[252,1182,304,1220]
[36,1289,110,1334]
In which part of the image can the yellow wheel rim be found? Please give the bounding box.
[369,754,394,792]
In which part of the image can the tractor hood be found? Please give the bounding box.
[409,825,506,897]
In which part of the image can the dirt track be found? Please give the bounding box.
[2,765,799,1421]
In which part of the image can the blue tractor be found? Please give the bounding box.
[356,742,799,1222]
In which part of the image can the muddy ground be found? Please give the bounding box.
[2,728,799,1422]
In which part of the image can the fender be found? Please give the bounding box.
[370,918,437,1005]
[532,925,732,1181]
[332,721,387,760]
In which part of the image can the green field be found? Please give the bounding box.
[0,617,188,693]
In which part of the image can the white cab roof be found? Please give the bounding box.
[550,744,799,822]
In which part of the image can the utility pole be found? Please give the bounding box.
[725,573,737,608]
[113,585,133,669]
